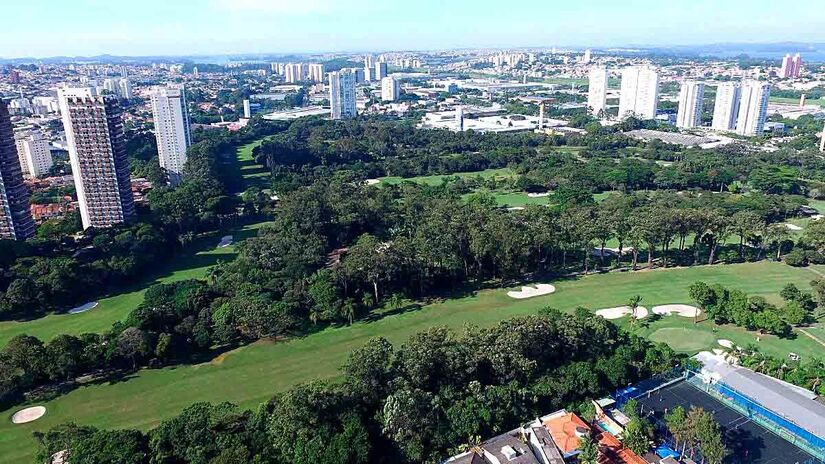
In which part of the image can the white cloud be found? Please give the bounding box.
[212,0,339,14]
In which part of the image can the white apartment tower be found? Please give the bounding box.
[284,63,306,83]
[675,81,705,129]
[735,81,771,136]
[374,62,388,81]
[149,84,191,186]
[308,63,325,83]
[58,87,135,229]
[618,66,659,120]
[329,70,357,120]
[14,130,53,178]
[587,66,608,116]
[381,76,400,102]
[711,82,741,131]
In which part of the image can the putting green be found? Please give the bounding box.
[648,327,718,353]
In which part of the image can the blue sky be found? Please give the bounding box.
[1,0,824,58]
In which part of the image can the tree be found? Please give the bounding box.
[627,294,643,327]
[578,435,599,464]
[623,417,651,455]
[115,328,152,369]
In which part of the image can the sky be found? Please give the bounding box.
[1,0,824,58]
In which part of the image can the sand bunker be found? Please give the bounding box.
[68,301,98,314]
[785,223,803,231]
[595,306,649,320]
[365,179,380,185]
[507,284,556,299]
[526,192,550,198]
[652,304,702,318]
[812,214,824,221]
[507,206,525,211]
[718,339,733,349]
[217,235,233,248]
[11,406,46,424]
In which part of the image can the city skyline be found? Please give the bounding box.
[2,0,825,58]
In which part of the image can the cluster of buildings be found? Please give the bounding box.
[780,53,804,79]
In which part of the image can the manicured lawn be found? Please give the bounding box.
[378,168,515,186]
[770,96,825,108]
[0,261,819,463]
[647,327,718,352]
[235,139,270,191]
[0,221,273,346]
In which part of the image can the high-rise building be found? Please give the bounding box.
[243,99,252,119]
[14,130,53,178]
[374,62,388,81]
[192,67,199,78]
[381,76,400,102]
[149,84,191,187]
[735,80,771,136]
[308,63,325,83]
[58,87,135,229]
[618,66,659,120]
[820,121,825,153]
[780,54,794,78]
[711,82,741,131]
[587,66,608,116]
[284,63,305,83]
[0,101,35,239]
[456,106,464,132]
[675,81,705,129]
[329,70,357,120]
[582,49,592,64]
[792,54,803,78]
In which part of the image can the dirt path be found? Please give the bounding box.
[798,327,825,349]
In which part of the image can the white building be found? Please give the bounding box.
[14,131,52,178]
[711,82,741,131]
[308,63,325,83]
[58,87,135,229]
[676,81,705,129]
[284,63,306,83]
[381,76,400,102]
[329,70,357,120]
[618,66,659,120]
[587,66,608,116]
[582,49,592,64]
[735,80,771,136]
[149,84,191,186]
[374,62,388,81]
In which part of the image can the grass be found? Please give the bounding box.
[648,327,718,352]
[0,260,821,463]
[0,221,273,346]
[235,139,270,191]
[770,96,825,108]
[377,168,515,186]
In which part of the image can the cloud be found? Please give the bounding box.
[211,0,340,14]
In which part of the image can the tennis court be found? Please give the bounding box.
[637,380,818,464]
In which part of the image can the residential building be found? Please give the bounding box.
[820,121,825,152]
[308,63,325,83]
[329,70,356,120]
[711,82,741,131]
[735,80,771,136]
[364,54,375,81]
[58,87,135,229]
[284,63,306,83]
[374,62,388,81]
[149,84,191,186]
[14,130,53,178]
[381,76,400,102]
[587,65,608,116]
[618,66,659,119]
[582,49,592,64]
[0,100,35,239]
[676,80,705,128]
[780,54,795,78]
[792,53,803,78]
[243,99,252,118]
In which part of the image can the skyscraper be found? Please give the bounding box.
[735,81,771,136]
[58,87,135,229]
[675,81,705,129]
[582,49,592,64]
[792,54,803,78]
[0,101,35,239]
[329,70,357,120]
[14,130,53,178]
[308,63,325,83]
[820,121,825,153]
[780,53,803,79]
[284,63,305,83]
[587,66,608,116]
[711,82,741,131]
[149,84,191,187]
[374,62,388,81]
[381,76,400,102]
[618,66,659,120]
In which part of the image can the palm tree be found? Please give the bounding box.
[628,294,643,326]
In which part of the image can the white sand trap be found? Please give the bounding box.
[652,304,702,318]
[217,235,233,248]
[812,214,824,221]
[68,301,98,314]
[365,179,380,185]
[785,223,803,231]
[11,406,46,424]
[507,206,525,211]
[595,306,648,320]
[507,284,556,299]
[718,339,733,349]
[526,192,550,198]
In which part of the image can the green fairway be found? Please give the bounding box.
[378,168,515,186]
[235,139,270,191]
[0,260,821,463]
[647,327,719,353]
[0,221,272,346]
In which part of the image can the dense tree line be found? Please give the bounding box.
[34,310,680,464]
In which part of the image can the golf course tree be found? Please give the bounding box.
[620,399,654,456]
[688,281,798,336]
[664,406,727,464]
[36,310,681,464]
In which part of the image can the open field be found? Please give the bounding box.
[0,221,272,346]
[0,261,820,463]
[235,139,270,191]
[378,167,515,186]
[770,96,825,108]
